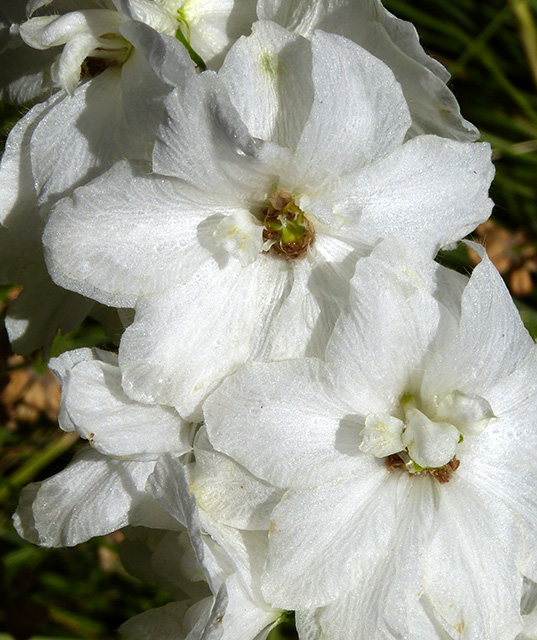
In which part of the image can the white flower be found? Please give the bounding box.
[0,0,261,353]
[1,0,258,102]
[0,17,193,353]
[44,21,494,418]
[204,242,537,639]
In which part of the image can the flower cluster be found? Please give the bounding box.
[2,1,537,638]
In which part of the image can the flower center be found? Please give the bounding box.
[80,32,132,80]
[262,190,315,260]
[359,390,495,483]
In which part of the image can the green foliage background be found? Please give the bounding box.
[1,0,537,637]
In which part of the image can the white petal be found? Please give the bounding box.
[189,429,282,530]
[119,18,194,87]
[115,0,177,36]
[20,11,122,50]
[0,40,58,104]
[421,248,536,400]
[13,446,178,547]
[260,256,327,361]
[459,354,537,576]
[0,96,57,227]
[257,0,327,34]
[339,136,494,257]
[21,10,124,94]
[423,479,523,639]
[50,347,117,433]
[153,71,283,204]
[119,601,201,640]
[119,257,289,418]
[317,479,439,640]
[401,408,459,469]
[262,470,401,608]
[30,61,162,209]
[359,412,405,458]
[44,161,212,307]
[326,243,441,413]
[50,349,192,459]
[54,32,100,93]
[293,30,410,192]
[363,21,477,140]
[219,20,314,150]
[5,275,93,355]
[259,0,477,140]
[204,359,364,489]
[212,209,264,266]
[182,0,258,69]
[147,454,256,597]
[119,527,209,599]
[434,390,495,436]
[222,576,280,640]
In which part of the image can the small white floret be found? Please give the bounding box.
[434,389,495,436]
[402,408,460,469]
[359,413,405,457]
[212,209,264,266]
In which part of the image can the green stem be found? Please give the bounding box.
[175,27,207,71]
[0,432,79,503]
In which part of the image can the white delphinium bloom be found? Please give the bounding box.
[204,241,537,639]
[0,0,477,355]
[1,0,258,104]
[13,346,194,546]
[44,21,494,418]
[258,0,477,140]
[0,17,193,353]
[121,428,284,638]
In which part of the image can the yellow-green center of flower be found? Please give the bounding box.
[360,390,494,484]
[262,190,315,260]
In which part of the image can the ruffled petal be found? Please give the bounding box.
[188,429,283,531]
[119,257,289,418]
[423,478,523,639]
[49,347,193,459]
[261,470,401,609]
[13,446,179,547]
[293,30,410,193]
[44,161,213,307]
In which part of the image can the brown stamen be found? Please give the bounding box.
[386,454,460,484]
[262,189,315,260]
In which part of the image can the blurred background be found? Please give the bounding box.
[1,0,537,637]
